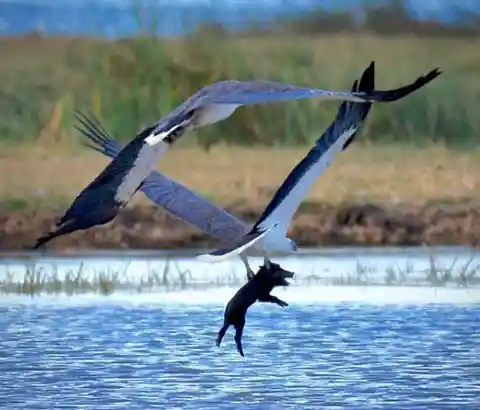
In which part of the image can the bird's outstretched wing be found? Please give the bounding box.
[150,63,440,142]
[186,65,441,106]
[32,121,160,249]
[197,225,276,264]
[195,61,380,263]
[251,61,377,234]
[77,113,250,244]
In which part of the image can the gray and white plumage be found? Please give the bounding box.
[78,114,251,246]
[34,62,440,249]
[197,63,442,264]
[78,67,380,246]
[147,66,441,140]
[80,62,381,259]
[198,61,379,265]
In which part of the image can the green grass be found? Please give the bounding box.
[1,255,478,296]
[1,30,480,150]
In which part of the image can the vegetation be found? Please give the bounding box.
[0,1,479,220]
[1,144,479,211]
[0,252,478,296]
[272,0,480,38]
[1,0,479,150]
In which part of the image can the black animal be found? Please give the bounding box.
[216,262,294,357]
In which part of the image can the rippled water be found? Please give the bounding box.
[1,248,479,408]
[1,292,479,409]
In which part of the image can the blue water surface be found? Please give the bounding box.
[1,299,479,409]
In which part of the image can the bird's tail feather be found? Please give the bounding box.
[74,110,122,159]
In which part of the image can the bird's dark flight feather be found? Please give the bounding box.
[251,61,376,231]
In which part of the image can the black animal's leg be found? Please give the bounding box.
[233,318,246,357]
[270,295,288,308]
[216,323,229,348]
[258,293,289,308]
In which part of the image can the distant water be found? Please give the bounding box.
[1,247,480,408]
[0,0,478,37]
[1,296,479,409]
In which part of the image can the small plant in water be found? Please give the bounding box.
[0,248,479,296]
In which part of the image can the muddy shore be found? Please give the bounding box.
[0,200,479,252]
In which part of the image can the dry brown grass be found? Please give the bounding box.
[1,34,479,211]
[2,142,479,210]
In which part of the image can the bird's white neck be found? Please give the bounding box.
[253,226,293,254]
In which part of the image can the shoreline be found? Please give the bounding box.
[1,200,479,251]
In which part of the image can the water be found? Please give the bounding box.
[1,247,480,408]
[1,295,479,408]
[0,0,478,37]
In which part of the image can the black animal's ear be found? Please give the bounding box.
[257,264,269,275]
[268,262,281,272]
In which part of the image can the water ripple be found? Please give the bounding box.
[1,302,479,409]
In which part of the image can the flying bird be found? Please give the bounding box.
[77,61,437,276]
[33,61,440,249]
[197,61,380,272]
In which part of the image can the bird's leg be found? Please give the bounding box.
[240,253,255,281]
[263,252,271,270]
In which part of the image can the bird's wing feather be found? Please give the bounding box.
[202,66,440,105]
[252,61,376,234]
[197,225,275,263]
[58,116,155,226]
[141,65,441,148]
[78,113,250,244]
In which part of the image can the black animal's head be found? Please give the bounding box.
[257,262,294,287]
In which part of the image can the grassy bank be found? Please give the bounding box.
[1,30,479,250]
[1,144,480,210]
[1,141,479,251]
[1,32,479,149]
